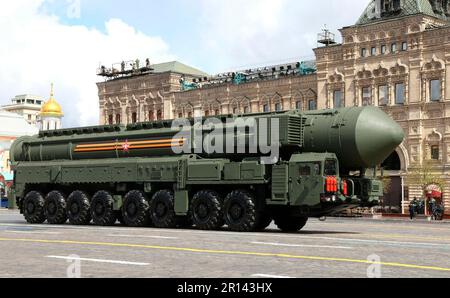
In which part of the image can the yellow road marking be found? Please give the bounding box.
[0,237,449,272]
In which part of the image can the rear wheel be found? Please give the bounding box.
[44,191,67,224]
[274,216,308,232]
[149,190,177,228]
[23,191,46,224]
[122,190,150,227]
[190,190,223,230]
[223,190,257,232]
[67,191,91,225]
[91,191,117,226]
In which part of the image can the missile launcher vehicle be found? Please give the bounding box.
[9,106,404,232]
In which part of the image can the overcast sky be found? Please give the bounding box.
[0,0,369,127]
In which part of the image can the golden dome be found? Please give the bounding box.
[40,83,64,117]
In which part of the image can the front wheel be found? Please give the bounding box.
[274,216,308,232]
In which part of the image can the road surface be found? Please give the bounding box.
[0,209,449,278]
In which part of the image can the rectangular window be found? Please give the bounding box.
[430,79,441,102]
[263,104,269,113]
[296,101,302,110]
[401,42,408,51]
[391,43,397,53]
[205,110,210,117]
[362,87,371,106]
[378,85,389,106]
[108,115,113,125]
[132,112,137,124]
[324,159,337,176]
[431,146,439,160]
[116,114,121,124]
[371,47,376,56]
[215,109,220,116]
[275,103,283,111]
[299,165,311,176]
[361,48,367,57]
[308,100,316,110]
[381,45,387,54]
[395,83,405,104]
[244,106,250,114]
[333,90,343,108]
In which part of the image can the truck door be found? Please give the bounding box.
[289,162,321,206]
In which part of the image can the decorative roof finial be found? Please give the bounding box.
[50,82,54,98]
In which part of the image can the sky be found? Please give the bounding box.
[0,0,369,127]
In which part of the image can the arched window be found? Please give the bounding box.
[116,114,121,124]
[132,112,137,124]
[157,110,162,120]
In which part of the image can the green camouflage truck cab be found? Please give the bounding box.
[9,106,404,232]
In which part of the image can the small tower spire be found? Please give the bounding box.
[50,82,54,99]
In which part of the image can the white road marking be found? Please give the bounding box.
[251,241,353,250]
[252,274,294,279]
[4,230,61,235]
[46,256,149,266]
[108,234,178,240]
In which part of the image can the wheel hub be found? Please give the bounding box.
[95,203,105,215]
[197,203,209,219]
[230,203,243,220]
[48,201,56,215]
[127,202,137,216]
[26,202,35,214]
[155,202,167,217]
[70,203,79,214]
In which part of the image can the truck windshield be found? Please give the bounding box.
[324,159,337,176]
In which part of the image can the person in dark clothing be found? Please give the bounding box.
[409,199,416,220]
[429,198,437,220]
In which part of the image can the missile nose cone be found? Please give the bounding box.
[390,123,405,147]
[355,107,405,168]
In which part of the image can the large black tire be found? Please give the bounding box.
[275,216,308,232]
[190,190,223,230]
[149,190,178,228]
[91,191,117,226]
[122,190,150,227]
[223,190,257,232]
[23,191,46,224]
[44,191,68,225]
[255,213,273,232]
[67,191,91,225]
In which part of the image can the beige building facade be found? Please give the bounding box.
[98,0,450,215]
[1,94,44,127]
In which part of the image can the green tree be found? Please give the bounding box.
[405,162,444,197]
